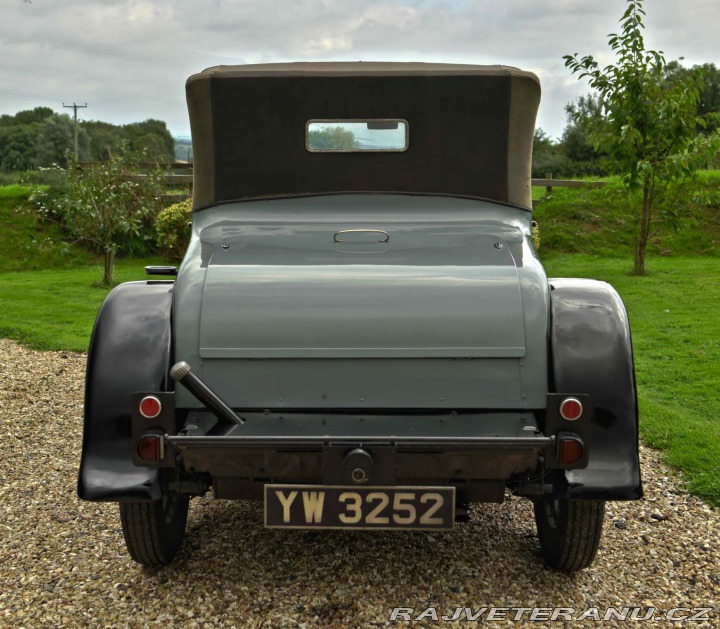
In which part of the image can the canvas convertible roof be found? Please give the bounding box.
[186,62,541,210]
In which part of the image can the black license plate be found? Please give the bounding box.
[264,485,455,530]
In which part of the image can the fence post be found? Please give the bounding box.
[545,172,553,195]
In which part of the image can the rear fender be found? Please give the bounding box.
[77,281,174,501]
[549,278,642,500]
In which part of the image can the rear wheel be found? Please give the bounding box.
[534,497,604,571]
[119,494,189,567]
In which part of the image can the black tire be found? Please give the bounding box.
[533,497,604,572]
[119,495,189,567]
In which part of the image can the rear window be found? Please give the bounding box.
[306,120,408,152]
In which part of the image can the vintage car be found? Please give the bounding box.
[78,62,642,571]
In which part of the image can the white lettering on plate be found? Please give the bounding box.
[302,491,325,523]
[275,490,298,523]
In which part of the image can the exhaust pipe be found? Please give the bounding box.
[170,361,244,425]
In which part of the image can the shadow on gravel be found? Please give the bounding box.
[135,496,593,624]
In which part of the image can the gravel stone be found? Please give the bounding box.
[1,337,719,627]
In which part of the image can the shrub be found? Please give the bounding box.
[156,198,192,260]
[26,155,164,286]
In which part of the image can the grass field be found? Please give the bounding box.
[0,256,168,352]
[0,184,719,505]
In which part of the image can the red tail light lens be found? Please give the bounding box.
[137,435,163,463]
[559,436,584,465]
[559,397,583,421]
[139,395,162,419]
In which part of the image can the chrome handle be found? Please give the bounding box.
[334,229,390,243]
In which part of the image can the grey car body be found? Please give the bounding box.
[78,62,642,570]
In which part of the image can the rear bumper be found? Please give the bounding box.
[154,411,556,500]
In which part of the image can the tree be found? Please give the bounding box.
[57,152,163,286]
[7,107,53,126]
[0,107,55,171]
[664,60,720,134]
[561,95,607,174]
[132,132,169,163]
[564,0,720,274]
[0,124,37,171]
[82,120,126,161]
[124,119,175,162]
[34,113,91,167]
[307,126,359,150]
[532,128,567,178]
[0,109,176,172]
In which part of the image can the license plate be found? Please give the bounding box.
[264,485,455,530]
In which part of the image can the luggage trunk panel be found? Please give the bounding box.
[199,235,526,359]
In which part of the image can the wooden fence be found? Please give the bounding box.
[78,162,193,206]
[531,173,605,208]
[81,163,604,207]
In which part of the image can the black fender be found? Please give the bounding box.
[549,278,642,500]
[78,281,174,501]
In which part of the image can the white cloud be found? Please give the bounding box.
[0,0,718,139]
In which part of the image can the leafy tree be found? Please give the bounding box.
[307,126,359,150]
[34,113,91,167]
[124,119,175,162]
[664,60,720,135]
[564,0,720,274]
[132,132,169,163]
[0,124,37,171]
[561,94,607,174]
[53,152,163,286]
[82,120,126,161]
[532,128,568,178]
[1,109,176,171]
[0,107,56,171]
[2,107,53,127]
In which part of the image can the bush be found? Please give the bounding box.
[26,154,164,286]
[156,198,192,260]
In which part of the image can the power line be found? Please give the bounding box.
[0,88,56,104]
[63,102,88,160]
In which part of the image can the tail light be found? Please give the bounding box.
[558,435,584,465]
[139,395,162,419]
[559,397,583,421]
[136,434,164,463]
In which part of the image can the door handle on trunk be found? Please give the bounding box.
[334,229,390,243]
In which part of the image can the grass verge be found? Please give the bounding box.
[0,257,169,353]
[533,175,720,259]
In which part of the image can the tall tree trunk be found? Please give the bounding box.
[633,185,651,275]
[103,248,115,286]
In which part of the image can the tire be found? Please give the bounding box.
[533,497,604,572]
[119,494,189,567]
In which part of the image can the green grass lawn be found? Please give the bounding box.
[0,256,169,352]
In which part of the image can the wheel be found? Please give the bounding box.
[119,494,189,567]
[533,497,604,572]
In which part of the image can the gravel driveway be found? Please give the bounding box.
[1,338,718,627]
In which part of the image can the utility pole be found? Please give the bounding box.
[63,102,88,160]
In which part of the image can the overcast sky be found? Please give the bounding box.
[2,0,719,140]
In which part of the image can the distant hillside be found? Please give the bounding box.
[174,137,193,163]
